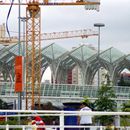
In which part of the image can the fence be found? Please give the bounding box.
[1,83,130,99]
[0,110,130,130]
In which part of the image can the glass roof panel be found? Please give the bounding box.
[0,46,9,55]
[0,44,5,51]
[9,44,21,55]
[0,51,10,60]
[70,45,96,61]
[100,47,125,63]
[41,56,49,66]
[0,43,22,64]
[0,53,14,62]
[42,43,67,60]
[61,55,76,69]
[126,54,130,61]
[66,58,73,64]
[6,56,14,64]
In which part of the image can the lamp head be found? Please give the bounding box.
[94,23,105,27]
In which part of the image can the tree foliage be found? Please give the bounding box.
[121,101,130,126]
[94,84,117,125]
[82,96,95,110]
[94,84,117,111]
[0,99,8,109]
[122,101,130,112]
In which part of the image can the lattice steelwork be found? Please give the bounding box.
[26,1,41,110]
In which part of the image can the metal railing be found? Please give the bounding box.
[0,110,130,130]
[0,82,130,98]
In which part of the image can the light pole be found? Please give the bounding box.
[94,23,105,88]
[18,0,21,110]
[20,17,26,56]
[20,17,26,102]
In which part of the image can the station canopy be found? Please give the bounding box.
[0,42,129,74]
[69,44,97,62]
[99,47,125,64]
[42,43,68,60]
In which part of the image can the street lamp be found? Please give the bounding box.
[20,17,26,103]
[20,17,26,56]
[18,0,21,110]
[94,23,105,88]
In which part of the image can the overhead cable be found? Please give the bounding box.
[6,0,14,39]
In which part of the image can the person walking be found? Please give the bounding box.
[78,102,92,130]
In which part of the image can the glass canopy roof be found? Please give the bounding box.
[100,47,125,63]
[0,44,5,51]
[126,54,130,61]
[61,55,76,69]
[0,43,129,73]
[69,45,96,61]
[42,43,67,60]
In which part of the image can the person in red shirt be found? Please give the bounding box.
[32,115,46,130]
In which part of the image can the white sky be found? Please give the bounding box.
[0,0,130,81]
[0,0,130,53]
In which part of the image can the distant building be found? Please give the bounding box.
[0,23,5,38]
[67,69,72,84]
[72,66,79,84]
[118,72,130,86]
[121,72,130,80]
[100,67,109,84]
[0,23,18,45]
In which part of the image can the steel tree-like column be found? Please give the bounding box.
[26,1,41,110]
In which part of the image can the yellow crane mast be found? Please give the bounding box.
[27,0,100,110]
[26,1,41,110]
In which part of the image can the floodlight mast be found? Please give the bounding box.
[94,23,105,88]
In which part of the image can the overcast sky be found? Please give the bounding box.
[0,0,130,53]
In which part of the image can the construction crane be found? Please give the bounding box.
[41,29,98,40]
[0,0,100,7]
[0,28,98,45]
[0,0,100,110]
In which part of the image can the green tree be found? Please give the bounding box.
[94,83,117,125]
[122,101,130,112]
[82,96,95,110]
[121,101,130,126]
[0,99,8,109]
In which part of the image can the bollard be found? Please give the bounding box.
[6,124,9,130]
[99,126,103,130]
[60,111,64,130]
[22,126,25,130]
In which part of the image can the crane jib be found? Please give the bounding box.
[0,1,100,6]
